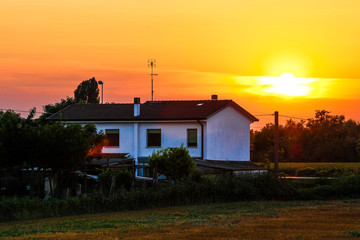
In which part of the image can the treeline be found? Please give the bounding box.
[252,110,360,163]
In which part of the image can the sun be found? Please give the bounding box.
[258,73,315,97]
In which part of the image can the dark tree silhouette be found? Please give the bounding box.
[253,110,360,163]
[74,77,100,103]
[40,97,76,122]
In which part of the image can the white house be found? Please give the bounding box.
[48,95,259,171]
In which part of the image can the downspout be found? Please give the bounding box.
[197,120,204,159]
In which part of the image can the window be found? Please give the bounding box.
[105,129,119,147]
[187,129,197,147]
[147,129,161,147]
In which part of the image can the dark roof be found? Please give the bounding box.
[47,100,258,122]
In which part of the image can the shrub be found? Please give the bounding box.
[148,145,195,181]
[333,175,360,198]
[98,168,134,195]
[6,173,360,222]
[295,167,317,177]
[297,185,335,200]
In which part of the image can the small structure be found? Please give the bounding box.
[194,159,267,175]
[48,95,262,175]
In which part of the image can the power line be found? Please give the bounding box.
[279,115,309,120]
[0,108,44,114]
[254,114,274,117]
[254,113,312,120]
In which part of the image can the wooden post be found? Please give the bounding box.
[109,175,116,197]
[274,111,279,178]
[83,164,87,196]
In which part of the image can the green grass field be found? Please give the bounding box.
[265,162,360,176]
[1,200,360,239]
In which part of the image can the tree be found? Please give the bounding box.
[301,110,359,162]
[0,109,105,197]
[253,110,360,163]
[40,97,76,122]
[74,77,100,103]
[39,77,99,122]
[148,145,195,182]
[0,110,27,170]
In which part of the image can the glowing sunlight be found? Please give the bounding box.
[258,73,316,97]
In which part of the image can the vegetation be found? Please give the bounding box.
[253,110,360,163]
[41,77,100,121]
[148,145,196,181]
[98,168,134,195]
[1,200,360,239]
[40,96,76,121]
[0,173,283,221]
[3,172,360,222]
[0,77,105,197]
[268,162,360,176]
[74,77,100,104]
[0,109,105,197]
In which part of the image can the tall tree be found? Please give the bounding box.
[74,77,100,103]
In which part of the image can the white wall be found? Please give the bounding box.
[206,106,251,161]
[94,122,202,159]
[138,123,202,158]
[96,123,134,155]
[84,106,252,162]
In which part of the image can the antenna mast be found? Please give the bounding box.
[148,59,158,101]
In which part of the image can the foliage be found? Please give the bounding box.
[40,96,76,121]
[295,167,317,177]
[148,145,195,181]
[98,168,134,194]
[0,173,286,222]
[253,110,360,162]
[74,77,100,103]
[346,230,360,238]
[40,77,100,121]
[3,173,360,222]
[268,162,360,177]
[0,109,104,196]
[0,110,29,169]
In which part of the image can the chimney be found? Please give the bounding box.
[134,97,140,116]
[211,94,218,100]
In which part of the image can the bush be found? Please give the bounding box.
[297,185,335,200]
[333,175,360,198]
[5,173,360,222]
[148,145,195,181]
[0,173,283,221]
[98,168,134,195]
[295,167,318,177]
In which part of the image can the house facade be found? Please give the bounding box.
[48,95,258,165]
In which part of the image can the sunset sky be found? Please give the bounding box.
[1,0,360,129]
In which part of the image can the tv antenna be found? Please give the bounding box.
[148,59,158,101]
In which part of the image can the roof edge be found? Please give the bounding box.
[206,101,259,122]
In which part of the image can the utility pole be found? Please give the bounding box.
[274,111,279,178]
[148,59,158,101]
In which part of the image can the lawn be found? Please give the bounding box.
[1,200,360,239]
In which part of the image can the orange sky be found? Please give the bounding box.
[1,0,360,128]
